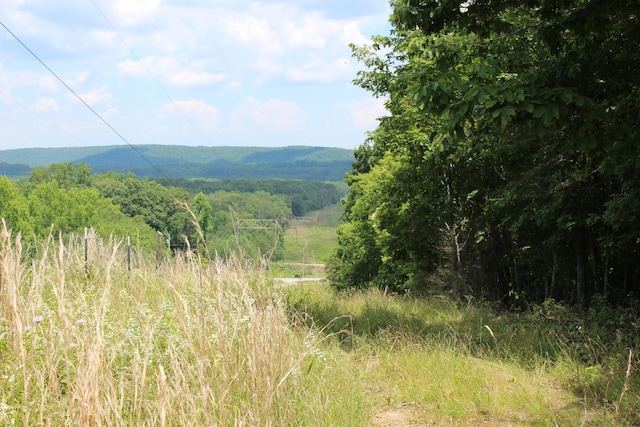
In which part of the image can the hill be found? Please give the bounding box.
[0,145,354,181]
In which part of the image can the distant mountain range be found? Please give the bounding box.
[0,145,355,181]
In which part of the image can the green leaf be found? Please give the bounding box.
[465,87,479,101]
[503,106,516,117]
[559,91,573,103]
[500,110,510,127]
[478,63,487,78]
[533,105,546,118]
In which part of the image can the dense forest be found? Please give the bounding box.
[328,0,639,308]
[0,162,342,260]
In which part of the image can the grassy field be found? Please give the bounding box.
[276,203,342,278]
[1,223,638,426]
[0,225,361,426]
[284,283,640,426]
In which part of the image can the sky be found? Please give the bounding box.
[0,0,391,151]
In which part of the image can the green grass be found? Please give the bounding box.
[2,223,638,426]
[284,283,640,426]
[277,203,342,277]
[0,225,366,426]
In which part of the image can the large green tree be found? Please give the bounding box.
[0,176,33,236]
[330,0,640,306]
[93,172,196,246]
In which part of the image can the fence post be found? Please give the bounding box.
[127,235,131,272]
[84,227,88,277]
[156,231,163,270]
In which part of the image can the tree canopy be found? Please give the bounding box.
[1,162,310,260]
[329,0,640,307]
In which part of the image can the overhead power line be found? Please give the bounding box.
[0,19,170,180]
[1,89,89,146]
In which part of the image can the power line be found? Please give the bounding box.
[90,0,213,146]
[0,90,89,147]
[0,19,170,180]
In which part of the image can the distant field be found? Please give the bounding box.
[276,203,342,278]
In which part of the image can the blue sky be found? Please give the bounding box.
[0,0,391,151]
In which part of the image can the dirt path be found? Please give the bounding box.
[273,277,326,286]
[373,404,430,427]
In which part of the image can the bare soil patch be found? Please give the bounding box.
[373,403,430,427]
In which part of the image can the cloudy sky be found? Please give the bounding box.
[0,0,391,151]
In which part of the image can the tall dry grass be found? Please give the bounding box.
[0,222,331,426]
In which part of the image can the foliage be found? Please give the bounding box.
[28,162,93,189]
[0,165,170,249]
[331,0,640,306]
[1,160,347,258]
[193,192,212,243]
[0,176,33,236]
[93,171,196,246]
[159,178,345,217]
[206,190,290,260]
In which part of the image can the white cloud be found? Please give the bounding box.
[348,98,388,129]
[33,96,60,112]
[118,57,226,88]
[279,12,329,49]
[38,76,59,93]
[118,57,163,78]
[72,85,111,106]
[341,21,370,47]
[169,70,227,88]
[88,29,120,50]
[286,57,354,83]
[234,97,307,130]
[111,0,161,27]
[165,99,219,131]
[223,16,281,54]
[72,70,91,87]
[216,3,371,84]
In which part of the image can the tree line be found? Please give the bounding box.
[328,0,639,308]
[1,163,341,260]
[158,178,346,217]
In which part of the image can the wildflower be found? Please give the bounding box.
[76,318,87,325]
[33,316,44,323]
[69,342,77,348]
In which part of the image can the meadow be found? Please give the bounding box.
[1,219,638,426]
[0,224,362,426]
[275,203,342,278]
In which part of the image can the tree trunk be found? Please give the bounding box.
[547,252,557,300]
[576,246,585,309]
[603,255,608,296]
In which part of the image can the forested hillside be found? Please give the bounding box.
[0,145,353,181]
[329,0,640,308]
